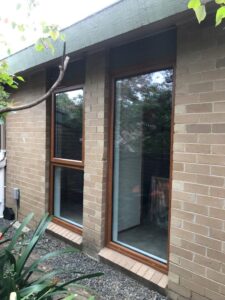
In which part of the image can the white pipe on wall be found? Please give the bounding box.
[0,151,6,218]
[0,123,6,218]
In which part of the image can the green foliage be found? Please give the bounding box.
[215,5,225,25]
[0,213,103,300]
[188,0,206,23]
[188,0,225,25]
[0,61,21,122]
[0,0,66,119]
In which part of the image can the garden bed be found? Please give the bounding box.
[0,219,167,300]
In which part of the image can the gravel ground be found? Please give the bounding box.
[0,219,167,300]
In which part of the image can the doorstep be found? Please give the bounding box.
[46,222,82,249]
[99,248,168,294]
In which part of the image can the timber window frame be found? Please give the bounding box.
[106,65,175,274]
[49,85,85,234]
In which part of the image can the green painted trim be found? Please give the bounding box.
[6,0,191,74]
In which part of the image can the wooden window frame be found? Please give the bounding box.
[49,85,85,235]
[106,64,175,274]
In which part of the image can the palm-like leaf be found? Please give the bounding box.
[0,213,103,300]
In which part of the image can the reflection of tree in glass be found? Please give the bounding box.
[55,90,83,160]
[116,70,173,157]
[56,91,83,129]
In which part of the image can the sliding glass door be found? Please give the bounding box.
[112,69,173,263]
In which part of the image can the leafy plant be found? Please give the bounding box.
[0,213,102,300]
[188,0,225,26]
[0,0,66,119]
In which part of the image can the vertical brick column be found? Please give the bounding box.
[6,70,48,226]
[168,21,225,300]
[83,52,108,258]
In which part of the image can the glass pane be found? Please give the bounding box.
[54,166,83,226]
[112,69,173,263]
[55,89,83,161]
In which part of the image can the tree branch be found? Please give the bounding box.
[0,55,70,114]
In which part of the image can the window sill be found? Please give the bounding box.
[99,247,168,293]
[46,222,82,248]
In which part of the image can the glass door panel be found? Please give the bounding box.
[112,69,173,263]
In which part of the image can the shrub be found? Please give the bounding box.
[0,213,102,300]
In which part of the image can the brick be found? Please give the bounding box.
[174,162,184,172]
[172,209,195,222]
[168,271,180,284]
[181,240,206,256]
[194,254,221,272]
[185,163,210,175]
[212,124,225,133]
[180,278,204,296]
[191,273,220,293]
[214,80,225,91]
[173,171,197,183]
[200,91,225,102]
[207,269,225,285]
[169,263,193,280]
[214,102,225,112]
[184,183,209,195]
[198,154,225,165]
[174,153,196,163]
[175,114,200,124]
[151,271,163,284]
[196,195,224,208]
[205,289,225,300]
[195,234,222,251]
[183,202,208,216]
[143,268,155,280]
[170,253,180,265]
[209,228,225,241]
[158,275,168,288]
[170,245,193,261]
[186,124,211,133]
[197,175,224,187]
[209,207,225,220]
[192,292,207,300]
[137,264,149,277]
[183,221,208,236]
[189,82,213,93]
[211,166,225,176]
[172,191,196,202]
[216,57,225,68]
[174,133,198,144]
[195,215,223,230]
[199,112,225,123]
[174,143,185,152]
[171,228,194,242]
[185,144,210,154]
[168,281,191,298]
[180,258,206,276]
[186,103,212,113]
[210,187,225,198]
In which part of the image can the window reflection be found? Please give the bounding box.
[113,69,173,263]
[54,166,84,226]
[55,89,83,161]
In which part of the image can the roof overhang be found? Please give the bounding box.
[5,0,212,74]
